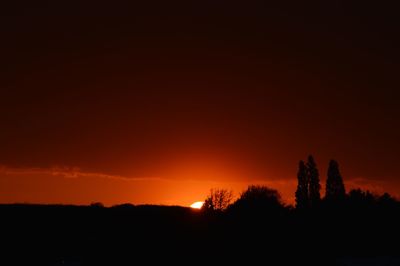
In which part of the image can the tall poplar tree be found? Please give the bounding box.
[325,160,346,201]
[307,155,321,207]
[295,160,309,209]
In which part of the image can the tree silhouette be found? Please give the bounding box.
[378,192,396,206]
[202,188,233,212]
[348,188,374,205]
[307,155,321,207]
[325,160,346,201]
[295,160,309,209]
[229,185,283,212]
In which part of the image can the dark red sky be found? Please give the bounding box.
[1,0,399,206]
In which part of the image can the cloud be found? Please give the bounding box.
[345,177,388,194]
[0,165,162,181]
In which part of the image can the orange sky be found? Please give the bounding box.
[1,1,399,206]
[0,165,397,207]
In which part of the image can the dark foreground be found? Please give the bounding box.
[1,203,400,265]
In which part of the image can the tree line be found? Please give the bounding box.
[202,155,397,212]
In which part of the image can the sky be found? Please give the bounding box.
[1,0,399,206]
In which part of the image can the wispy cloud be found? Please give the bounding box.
[0,165,162,181]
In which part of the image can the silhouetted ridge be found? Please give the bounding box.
[1,157,399,265]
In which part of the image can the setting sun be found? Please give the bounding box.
[190,201,204,209]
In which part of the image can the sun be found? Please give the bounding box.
[190,201,204,209]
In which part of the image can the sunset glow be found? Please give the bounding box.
[190,201,204,209]
[1,0,399,208]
